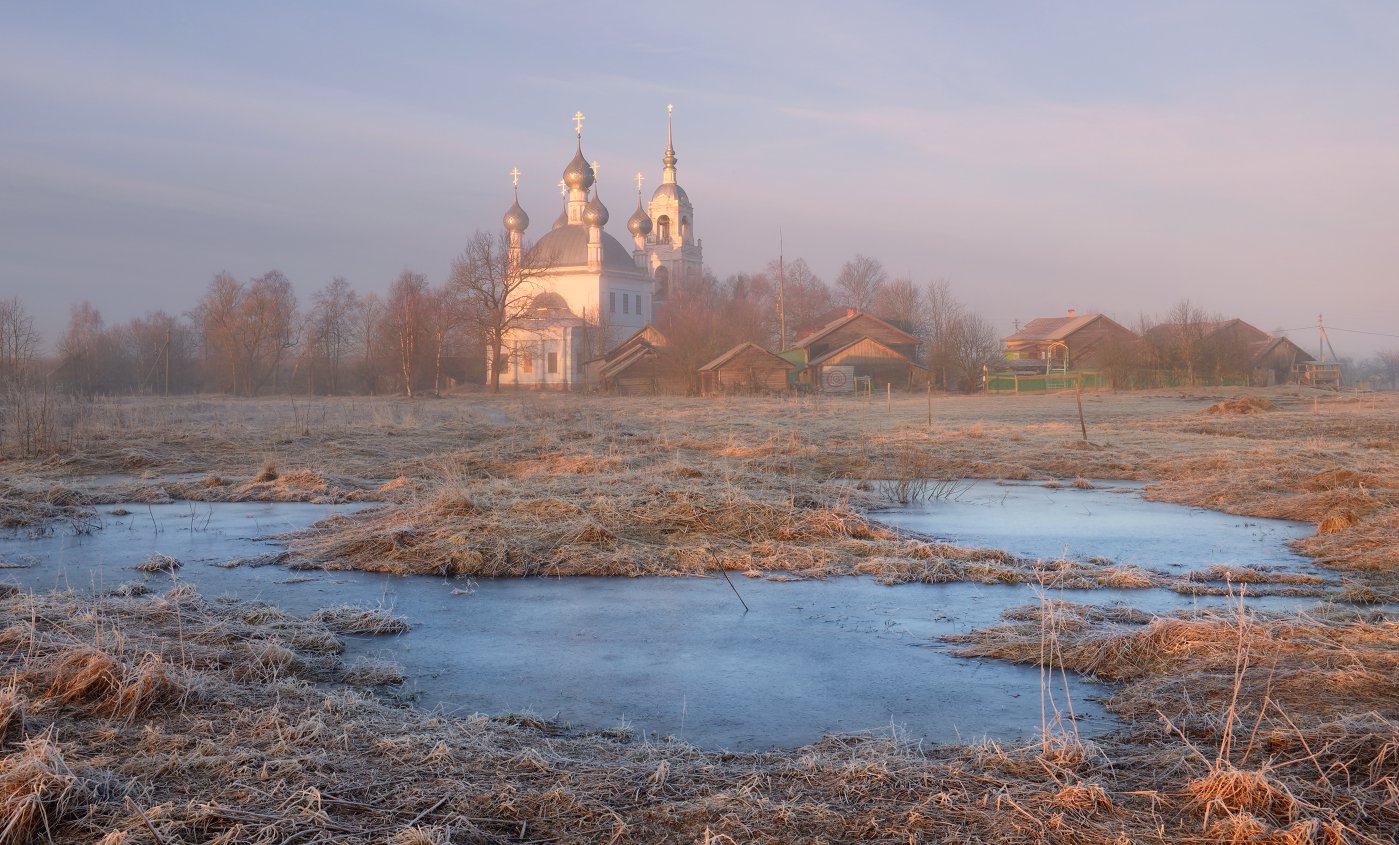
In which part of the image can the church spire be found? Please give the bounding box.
[662,104,678,184]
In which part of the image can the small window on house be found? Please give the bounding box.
[636,293,644,316]
[623,293,630,314]
[609,291,616,313]
[547,352,558,374]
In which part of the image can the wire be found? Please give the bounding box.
[1328,327,1399,340]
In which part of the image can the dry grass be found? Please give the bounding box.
[6,585,1396,844]
[309,606,411,636]
[3,389,1399,841]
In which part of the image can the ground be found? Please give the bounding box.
[0,387,1396,843]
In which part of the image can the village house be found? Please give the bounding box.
[584,325,688,395]
[1001,309,1137,372]
[786,309,924,389]
[1143,318,1316,386]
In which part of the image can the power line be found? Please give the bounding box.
[1329,326,1399,340]
[1277,324,1399,340]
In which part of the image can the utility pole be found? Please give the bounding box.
[164,318,172,396]
[777,229,787,350]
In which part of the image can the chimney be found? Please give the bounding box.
[1067,308,1077,317]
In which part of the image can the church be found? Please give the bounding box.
[494,108,703,388]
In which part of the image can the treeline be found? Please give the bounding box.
[3,247,1006,397]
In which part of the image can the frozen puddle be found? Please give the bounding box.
[1,499,1322,751]
[876,479,1315,573]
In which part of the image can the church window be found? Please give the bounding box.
[654,266,669,299]
[657,215,670,241]
[609,291,616,313]
[637,293,644,316]
[547,352,558,374]
[521,350,533,374]
[680,217,690,241]
[623,293,630,314]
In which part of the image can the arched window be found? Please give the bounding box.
[680,216,690,242]
[654,266,670,300]
[656,215,670,241]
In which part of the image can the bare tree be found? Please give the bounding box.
[450,230,554,393]
[57,301,119,394]
[383,271,431,397]
[0,298,40,387]
[872,277,926,337]
[1367,349,1399,389]
[353,293,386,394]
[923,279,965,390]
[835,253,887,311]
[304,277,359,394]
[766,257,831,341]
[944,312,1003,392]
[196,271,299,395]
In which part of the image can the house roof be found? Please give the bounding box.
[1248,336,1315,366]
[698,342,796,372]
[792,310,919,350]
[1142,318,1270,344]
[1002,313,1103,344]
[598,342,662,380]
[806,335,925,370]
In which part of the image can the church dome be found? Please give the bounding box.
[528,291,574,315]
[532,224,639,272]
[552,206,568,230]
[502,195,529,233]
[627,198,652,236]
[562,145,594,191]
[650,182,689,203]
[582,191,609,227]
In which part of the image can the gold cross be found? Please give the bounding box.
[573,111,585,136]
[510,167,520,189]
[667,103,673,115]
[591,160,600,180]
[635,171,644,192]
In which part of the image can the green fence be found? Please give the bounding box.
[987,371,1108,394]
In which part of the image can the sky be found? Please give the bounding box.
[2,1,1397,358]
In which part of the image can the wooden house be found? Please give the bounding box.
[1002,310,1137,371]
[793,309,920,363]
[584,325,689,395]
[698,343,795,394]
[787,309,924,389]
[804,336,926,389]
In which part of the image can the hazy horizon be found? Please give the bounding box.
[3,1,1397,358]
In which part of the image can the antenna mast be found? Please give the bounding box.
[777,229,787,350]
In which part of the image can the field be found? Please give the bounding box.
[2,387,1397,843]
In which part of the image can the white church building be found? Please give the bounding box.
[494,108,703,388]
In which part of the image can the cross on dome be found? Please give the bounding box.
[573,111,585,137]
[510,167,520,189]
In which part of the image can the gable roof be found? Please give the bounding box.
[793,310,919,350]
[1248,336,1314,366]
[598,342,664,380]
[699,342,797,372]
[1143,318,1271,345]
[1002,313,1105,344]
[806,335,926,369]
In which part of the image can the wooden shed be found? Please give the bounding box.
[698,343,795,394]
[805,336,926,389]
[585,325,689,395]
[1250,336,1314,386]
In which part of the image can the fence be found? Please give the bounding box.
[986,371,1108,394]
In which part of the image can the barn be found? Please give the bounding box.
[786,309,924,390]
[698,343,795,394]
